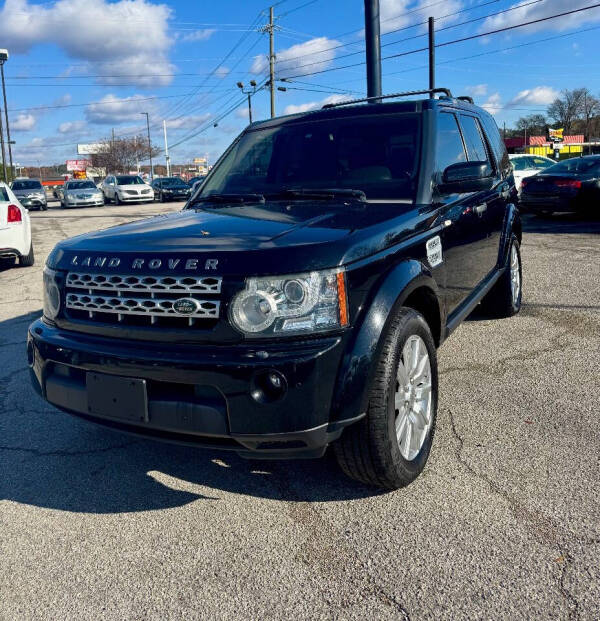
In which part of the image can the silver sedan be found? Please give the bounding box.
[61,180,105,208]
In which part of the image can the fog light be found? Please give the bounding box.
[250,369,288,404]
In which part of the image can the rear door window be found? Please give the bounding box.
[459,115,488,163]
[435,112,467,180]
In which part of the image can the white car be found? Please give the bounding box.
[0,182,34,268]
[509,154,556,191]
[61,179,105,208]
[101,174,154,204]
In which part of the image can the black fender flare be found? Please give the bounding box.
[499,202,521,267]
[330,259,442,423]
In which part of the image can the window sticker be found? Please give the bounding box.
[426,235,443,268]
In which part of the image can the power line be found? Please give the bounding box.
[283,2,600,80]
[274,0,543,75]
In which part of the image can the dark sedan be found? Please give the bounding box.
[520,155,600,216]
[152,177,192,202]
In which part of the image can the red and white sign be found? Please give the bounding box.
[66,159,91,172]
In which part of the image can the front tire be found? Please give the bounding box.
[114,193,121,205]
[334,307,438,490]
[20,243,35,267]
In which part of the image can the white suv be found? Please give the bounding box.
[0,182,34,268]
[101,175,154,204]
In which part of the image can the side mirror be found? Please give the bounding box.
[439,161,494,194]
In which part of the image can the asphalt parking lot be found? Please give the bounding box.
[1,201,599,619]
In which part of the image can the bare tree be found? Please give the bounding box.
[547,89,587,134]
[91,135,161,174]
[516,114,547,135]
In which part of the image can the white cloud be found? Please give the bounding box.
[182,29,215,43]
[482,93,502,115]
[58,120,87,134]
[508,86,559,107]
[236,106,251,121]
[165,113,211,130]
[379,0,464,34]
[0,0,175,87]
[215,66,231,79]
[85,94,157,124]
[251,37,341,79]
[12,113,37,131]
[283,94,348,115]
[481,0,600,34]
[465,84,488,97]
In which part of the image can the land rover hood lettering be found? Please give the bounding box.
[70,256,219,270]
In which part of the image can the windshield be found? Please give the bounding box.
[12,180,42,190]
[198,114,420,201]
[67,181,97,190]
[115,175,144,185]
[545,157,600,175]
[511,157,533,171]
[161,177,188,187]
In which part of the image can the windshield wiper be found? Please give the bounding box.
[265,188,367,202]
[187,193,265,207]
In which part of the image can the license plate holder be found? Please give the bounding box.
[86,372,148,423]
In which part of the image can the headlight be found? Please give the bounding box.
[230,269,349,337]
[43,267,61,320]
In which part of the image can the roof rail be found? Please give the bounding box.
[457,95,474,104]
[322,88,453,109]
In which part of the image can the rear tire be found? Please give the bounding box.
[334,307,438,490]
[20,243,35,267]
[480,235,522,318]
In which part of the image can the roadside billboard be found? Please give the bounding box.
[66,159,91,172]
[549,128,564,143]
[77,143,104,155]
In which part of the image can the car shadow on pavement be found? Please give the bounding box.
[0,312,382,515]
[522,212,600,234]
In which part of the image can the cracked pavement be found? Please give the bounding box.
[1,203,599,619]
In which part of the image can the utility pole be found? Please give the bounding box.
[364,0,382,102]
[141,112,153,180]
[503,121,506,140]
[0,56,14,180]
[0,102,6,182]
[428,17,435,92]
[163,120,171,176]
[269,7,275,118]
[260,8,279,118]
[111,128,115,173]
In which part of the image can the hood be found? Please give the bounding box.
[49,200,433,275]
[13,188,43,196]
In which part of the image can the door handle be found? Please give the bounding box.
[474,203,487,216]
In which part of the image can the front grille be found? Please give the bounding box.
[65,272,222,328]
[125,190,139,196]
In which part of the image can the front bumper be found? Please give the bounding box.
[19,197,46,209]
[65,199,105,207]
[27,319,359,459]
[119,194,153,202]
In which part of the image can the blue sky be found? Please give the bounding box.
[2,0,600,167]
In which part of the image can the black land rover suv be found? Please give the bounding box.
[28,89,522,489]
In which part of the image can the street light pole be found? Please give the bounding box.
[141,112,153,179]
[364,0,382,102]
[0,50,13,180]
[236,80,258,123]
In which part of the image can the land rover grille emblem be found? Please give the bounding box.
[173,298,201,315]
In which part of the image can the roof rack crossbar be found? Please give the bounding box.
[457,95,474,104]
[322,88,453,109]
